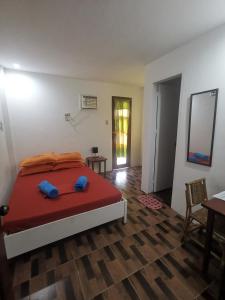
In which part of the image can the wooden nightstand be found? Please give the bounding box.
[86,156,107,177]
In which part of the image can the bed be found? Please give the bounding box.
[3,166,127,258]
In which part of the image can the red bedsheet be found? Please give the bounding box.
[3,166,122,234]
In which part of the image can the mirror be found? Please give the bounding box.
[187,89,218,166]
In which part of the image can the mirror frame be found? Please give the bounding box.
[187,88,218,167]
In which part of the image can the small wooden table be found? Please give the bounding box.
[202,198,225,299]
[86,156,107,177]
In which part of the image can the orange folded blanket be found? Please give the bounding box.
[20,164,54,176]
[20,152,56,167]
[19,151,84,175]
[53,161,85,170]
[55,152,82,163]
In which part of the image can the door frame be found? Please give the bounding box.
[153,75,182,192]
[112,96,132,170]
[152,89,160,192]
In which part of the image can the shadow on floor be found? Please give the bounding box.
[153,188,172,207]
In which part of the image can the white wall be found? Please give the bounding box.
[142,24,225,216]
[5,70,143,171]
[0,67,16,205]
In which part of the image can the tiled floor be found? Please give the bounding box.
[11,167,221,299]
[153,188,172,207]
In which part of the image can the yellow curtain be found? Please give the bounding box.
[114,99,130,157]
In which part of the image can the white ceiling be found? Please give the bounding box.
[1,0,225,86]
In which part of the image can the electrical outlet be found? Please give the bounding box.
[65,113,71,121]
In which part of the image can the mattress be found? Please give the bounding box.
[3,166,122,234]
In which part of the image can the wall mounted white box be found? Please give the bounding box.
[80,95,97,109]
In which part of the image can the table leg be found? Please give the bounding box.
[104,160,106,177]
[202,210,215,273]
[98,162,101,174]
[92,161,94,171]
[87,160,90,167]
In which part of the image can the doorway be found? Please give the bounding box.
[153,76,181,206]
[112,97,132,169]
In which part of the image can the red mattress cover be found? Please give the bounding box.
[3,166,122,234]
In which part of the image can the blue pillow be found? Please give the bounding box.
[38,180,59,198]
[188,156,198,163]
[74,176,88,191]
[194,152,209,161]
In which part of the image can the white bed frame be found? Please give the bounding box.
[4,198,127,259]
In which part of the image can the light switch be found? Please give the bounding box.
[105,120,109,125]
[65,113,71,121]
[0,121,3,131]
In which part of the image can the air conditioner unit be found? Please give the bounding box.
[80,95,97,109]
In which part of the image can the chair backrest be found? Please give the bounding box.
[185,178,208,207]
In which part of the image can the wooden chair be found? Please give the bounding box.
[182,178,225,265]
[182,178,208,242]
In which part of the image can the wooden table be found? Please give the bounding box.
[202,198,225,299]
[86,156,107,177]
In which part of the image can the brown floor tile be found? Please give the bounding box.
[12,167,221,300]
